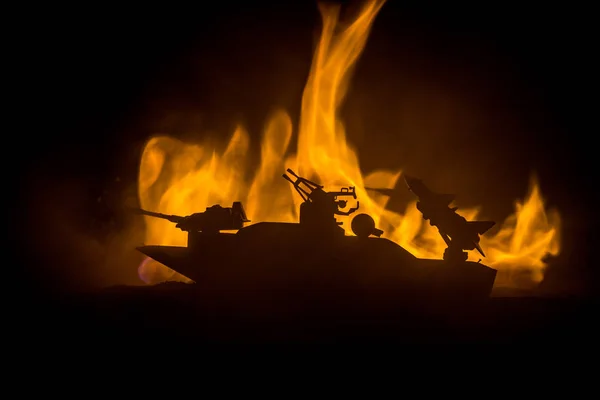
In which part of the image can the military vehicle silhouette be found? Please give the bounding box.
[133,169,497,308]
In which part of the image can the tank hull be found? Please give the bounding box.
[137,222,497,313]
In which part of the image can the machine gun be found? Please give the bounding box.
[131,201,250,234]
[282,169,359,212]
[282,169,360,229]
[282,168,324,202]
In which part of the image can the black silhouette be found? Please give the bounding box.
[282,169,384,238]
[282,168,360,235]
[134,169,498,303]
[403,175,496,263]
[132,202,250,234]
[351,213,384,238]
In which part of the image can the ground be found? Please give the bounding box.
[22,282,598,350]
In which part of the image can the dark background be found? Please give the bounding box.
[18,1,597,298]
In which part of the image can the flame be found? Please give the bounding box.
[137,0,560,289]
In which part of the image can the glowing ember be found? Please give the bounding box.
[137,0,561,289]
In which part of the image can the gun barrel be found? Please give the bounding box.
[129,207,183,223]
[282,173,294,184]
[286,168,300,179]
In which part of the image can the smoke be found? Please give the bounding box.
[22,172,146,293]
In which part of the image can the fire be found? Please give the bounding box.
[137,0,560,289]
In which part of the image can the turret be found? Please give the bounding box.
[131,201,250,234]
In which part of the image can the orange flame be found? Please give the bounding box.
[137,0,560,289]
